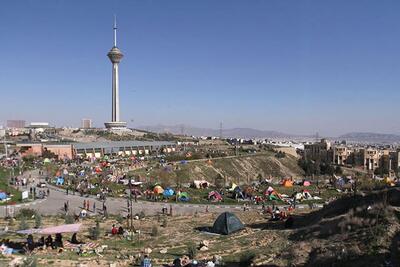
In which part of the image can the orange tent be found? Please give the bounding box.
[153,185,164,194]
[282,180,293,187]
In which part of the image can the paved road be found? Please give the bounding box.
[0,169,313,218]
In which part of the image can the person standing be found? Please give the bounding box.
[93,202,96,214]
[86,200,90,211]
[83,200,86,209]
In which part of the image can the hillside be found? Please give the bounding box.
[137,124,294,138]
[132,152,304,185]
[278,187,400,266]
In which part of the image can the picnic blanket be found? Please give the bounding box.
[17,224,82,235]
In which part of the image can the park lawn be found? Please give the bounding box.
[0,168,22,204]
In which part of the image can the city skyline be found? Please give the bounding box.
[1,1,400,136]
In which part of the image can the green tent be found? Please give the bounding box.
[178,192,189,201]
[212,212,244,235]
[268,194,279,201]
[43,158,51,164]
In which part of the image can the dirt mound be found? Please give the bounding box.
[284,188,400,267]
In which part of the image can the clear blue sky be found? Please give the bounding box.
[1,0,399,136]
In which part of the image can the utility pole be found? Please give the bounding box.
[219,122,223,140]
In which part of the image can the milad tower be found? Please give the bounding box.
[104,17,127,130]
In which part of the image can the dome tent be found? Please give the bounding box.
[163,187,175,197]
[212,212,244,235]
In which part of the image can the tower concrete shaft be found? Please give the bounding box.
[105,17,127,130]
[112,62,119,122]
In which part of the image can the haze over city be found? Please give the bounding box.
[1,0,400,136]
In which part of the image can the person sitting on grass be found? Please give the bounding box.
[118,226,124,235]
[71,233,83,244]
[111,224,118,235]
[45,235,54,249]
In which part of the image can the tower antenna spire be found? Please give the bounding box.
[113,15,117,47]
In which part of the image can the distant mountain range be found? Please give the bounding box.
[137,125,294,139]
[338,132,400,143]
[137,125,400,144]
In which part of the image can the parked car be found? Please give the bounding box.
[37,182,47,188]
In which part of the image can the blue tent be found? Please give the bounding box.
[56,177,64,185]
[163,188,175,197]
[0,192,8,200]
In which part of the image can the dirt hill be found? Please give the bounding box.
[133,152,304,185]
[280,187,400,267]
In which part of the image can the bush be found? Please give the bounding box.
[116,214,124,224]
[19,217,29,230]
[64,214,74,224]
[161,218,168,227]
[90,220,101,240]
[16,208,37,219]
[139,210,145,219]
[239,251,256,267]
[187,243,197,259]
[21,256,37,267]
[151,225,159,237]
[275,151,286,158]
[34,213,42,228]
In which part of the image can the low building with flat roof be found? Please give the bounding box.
[73,141,177,158]
[16,141,177,159]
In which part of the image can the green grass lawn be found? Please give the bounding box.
[0,168,22,205]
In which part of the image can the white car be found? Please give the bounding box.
[37,182,47,188]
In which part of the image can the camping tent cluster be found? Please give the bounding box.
[144,185,190,202]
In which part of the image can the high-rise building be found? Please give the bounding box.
[104,17,127,130]
[7,120,26,128]
[81,119,92,129]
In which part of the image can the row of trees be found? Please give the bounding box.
[298,158,343,176]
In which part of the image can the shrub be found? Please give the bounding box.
[239,251,256,267]
[187,243,197,259]
[275,151,286,158]
[139,210,145,219]
[34,213,42,228]
[116,214,124,224]
[64,214,74,224]
[90,221,101,240]
[21,256,37,267]
[19,217,29,230]
[151,225,159,237]
[16,208,37,219]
